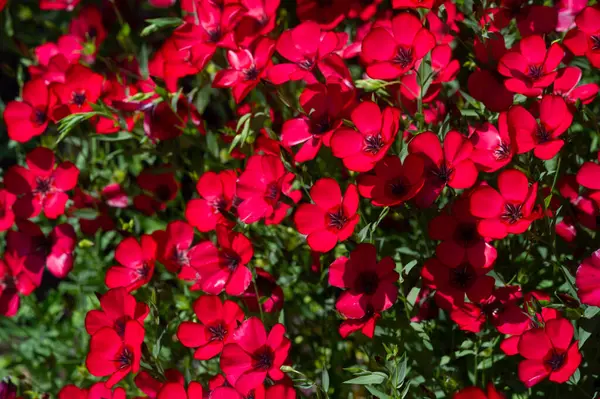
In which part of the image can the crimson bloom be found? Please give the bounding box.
[517,318,582,387]
[330,101,400,172]
[85,320,145,388]
[4,79,54,143]
[4,147,79,219]
[329,244,399,320]
[0,254,39,317]
[576,249,600,306]
[39,0,80,10]
[470,169,540,239]
[408,131,478,207]
[421,256,495,310]
[468,117,514,173]
[362,13,435,79]
[157,220,214,273]
[553,66,599,105]
[429,197,497,269]
[497,35,564,97]
[281,80,353,163]
[236,154,301,224]
[58,383,126,399]
[220,317,290,393]
[295,0,347,30]
[185,170,237,232]
[453,383,505,399]
[105,235,157,292]
[133,167,179,215]
[85,288,149,336]
[268,21,345,84]
[294,178,360,253]
[0,190,16,232]
[177,295,244,360]
[577,156,600,191]
[242,267,284,313]
[563,6,600,69]
[357,155,425,207]
[50,64,105,120]
[507,95,573,160]
[213,37,275,103]
[29,35,81,84]
[148,38,202,92]
[182,226,253,296]
[68,6,106,60]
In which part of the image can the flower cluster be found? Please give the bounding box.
[1,0,599,398]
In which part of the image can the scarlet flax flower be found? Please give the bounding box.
[4,79,54,143]
[105,235,157,292]
[185,170,237,232]
[85,288,150,336]
[294,178,360,253]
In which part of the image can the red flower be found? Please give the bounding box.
[556,0,588,32]
[174,0,243,71]
[85,288,149,336]
[392,0,433,8]
[0,190,16,232]
[220,317,290,393]
[50,64,105,120]
[0,256,29,317]
[330,101,400,172]
[429,197,498,269]
[452,383,505,399]
[59,383,127,399]
[507,95,573,160]
[177,295,244,360]
[85,320,145,388]
[296,0,347,30]
[4,147,79,219]
[148,38,202,92]
[154,382,204,399]
[294,178,360,253]
[4,79,54,143]
[468,118,514,173]
[467,69,514,113]
[183,226,253,296]
[577,157,600,191]
[149,0,177,7]
[242,267,284,313]
[142,99,204,142]
[185,170,237,232]
[157,221,213,273]
[39,0,80,11]
[361,13,435,79]
[357,155,425,207]
[408,131,478,207]
[105,235,157,292]
[133,167,179,215]
[576,249,600,306]
[236,154,301,225]
[339,311,381,339]
[281,80,354,163]
[427,1,463,45]
[234,0,281,47]
[470,169,540,239]
[497,35,564,97]
[268,22,345,84]
[329,244,398,320]
[422,256,495,310]
[135,368,187,398]
[553,66,599,105]
[563,7,600,69]
[7,220,76,279]
[29,35,81,84]
[213,37,275,103]
[517,318,582,387]
[69,6,106,60]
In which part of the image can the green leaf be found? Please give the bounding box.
[56,112,101,145]
[321,368,329,393]
[344,372,387,385]
[94,131,134,142]
[584,306,600,319]
[365,385,392,399]
[141,17,183,37]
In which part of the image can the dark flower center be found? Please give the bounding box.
[116,347,133,369]
[223,250,241,271]
[456,223,478,246]
[208,323,227,341]
[207,27,222,43]
[364,135,385,154]
[172,249,189,267]
[88,27,98,39]
[136,263,151,279]
[31,108,47,126]
[546,351,566,371]
[431,164,454,184]
[449,264,476,290]
[390,180,407,196]
[317,0,334,7]
[328,208,347,230]
[394,47,413,68]
[298,59,314,70]
[358,271,379,295]
[155,184,172,202]
[536,125,550,143]
[210,197,227,211]
[265,183,279,201]
[114,318,127,337]
[494,141,511,160]
[72,91,87,106]
[35,177,54,196]
[527,65,543,79]
[591,35,600,51]
[243,66,260,81]
[502,203,523,224]
[253,347,275,371]
[312,118,331,135]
